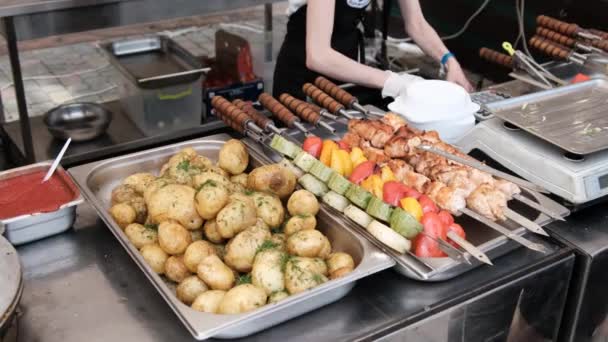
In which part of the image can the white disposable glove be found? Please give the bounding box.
[381,71,423,98]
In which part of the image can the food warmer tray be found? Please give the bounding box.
[245,117,569,282]
[485,79,608,155]
[67,133,394,340]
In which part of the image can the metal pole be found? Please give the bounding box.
[264,3,273,63]
[381,0,392,69]
[2,17,35,163]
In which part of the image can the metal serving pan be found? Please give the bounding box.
[0,162,83,245]
[486,79,608,155]
[247,119,568,282]
[68,134,394,340]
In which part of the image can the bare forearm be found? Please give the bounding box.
[306,50,388,88]
[406,20,449,62]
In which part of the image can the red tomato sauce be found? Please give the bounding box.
[0,169,79,219]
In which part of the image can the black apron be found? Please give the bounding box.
[272,0,369,100]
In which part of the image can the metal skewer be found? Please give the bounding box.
[512,194,565,221]
[279,93,337,135]
[504,208,549,236]
[233,99,284,136]
[418,232,472,265]
[416,144,549,194]
[460,208,548,253]
[446,231,493,265]
[302,83,356,119]
[259,93,310,136]
[314,76,369,115]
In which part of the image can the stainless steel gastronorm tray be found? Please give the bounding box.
[247,117,569,282]
[68,134,394,340]
[486,79,608,155]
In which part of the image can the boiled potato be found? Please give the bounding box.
[253,217,270,231]
[326,253,355,279]
[194,182,229,220]
[192,171,231,190]
[218,139,249,175]
[214,243,226,261]
[191,290,226,313]
[190,155,213,170]
[140,244,168,274]
[287,190,319,216]
[251,192,285,228]
[190,229,203,242]
[122,173,156,195]
[284,215,317,236]
[230,173,248,187]
[111,184,138,205]
[143,177,175,204]
[268,291,289,304]
[287,230,331,258]
[218,284,267,314]
[252,249,285,295]
[110,203,136,229]
[216,195,257,239]
[284,257,329,295]
[247,164,296,199]
[161,149,202,186]
[158,221,192,255]
[176,275,208,305]
[310,257,329,276]
[147,184,203,230]
[128,196,147,224]
[165,256,190,283]
[125,223,157,249]
[197,254,235,291]
[225,226,271,272]
[183,240,217,273]
[269,233,286,251]
[203,219,224,244]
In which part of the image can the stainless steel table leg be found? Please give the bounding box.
[2,16,35,163]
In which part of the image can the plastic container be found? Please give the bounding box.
[103,36,206,136]
[388,80,479,143]
[0,162,83,245]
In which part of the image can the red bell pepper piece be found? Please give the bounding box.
[418,195,439,214]
[447,223,466,249]
[302,136,323,158]
[382,181,408,206]
[337,140,351,152]
[437,211,454,227]
[413,212,448,258]
[349,161,376,185]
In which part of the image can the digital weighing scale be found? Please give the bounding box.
[460,79,608,205]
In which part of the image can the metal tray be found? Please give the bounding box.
[248,119,569,281]
[0,162,84,245]
[486,79,608,155]
[68,134,394,340]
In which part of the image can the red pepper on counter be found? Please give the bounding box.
[413,212,448,258]
[302,136,323,158]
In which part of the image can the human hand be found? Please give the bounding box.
[445,59,473,92]
[381,71,424,98]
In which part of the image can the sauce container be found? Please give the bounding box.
[0,162,83,245]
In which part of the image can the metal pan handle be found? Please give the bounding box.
[138,68,211,85]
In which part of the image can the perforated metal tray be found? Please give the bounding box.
[486,79,608,155]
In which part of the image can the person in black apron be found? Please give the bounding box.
[273,0,472,100]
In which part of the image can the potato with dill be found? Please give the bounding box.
[251,248,285,295]
[183,240,217,273]
[176,275,208,305]
[197,254,235,291]
[125,223,158,249]
[284,257,329,295]
[109,203,137,229]
[230,173,248,187]
[218,284,268,314]
[215,194,257,239]
[268,290,289,303]
[147,184,203,230]
[247,164,296,199]
[195,180,229,220]
[192,171,231,190]
[287,190,319,216]
[218,139,249,175]
[251,192,285,228]
[140,244,168,274]
[122,173,156,195]
[158,221,192,255]
[224,226,271,272]
[203,219,224,244]
[284,215,317,236]
[287,229,332,258]
[191,290,226,313]
[269,233,286,251]
[165,256,190,283]
[326,252,355,279]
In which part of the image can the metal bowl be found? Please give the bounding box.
[44,103,112,142]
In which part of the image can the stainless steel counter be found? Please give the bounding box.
[13,202,572,341]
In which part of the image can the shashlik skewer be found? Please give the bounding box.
[278,93,337,134]
[258,93,310,135]
[232,99,284,136]
[313,76,369,115]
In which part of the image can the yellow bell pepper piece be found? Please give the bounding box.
[361,174,383,199]
[349,147,367,167]
[320,140,337,166]
[400,197,423,222]
[339,150,353,177]
[330,148,345,175]
[380,166,396,183]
